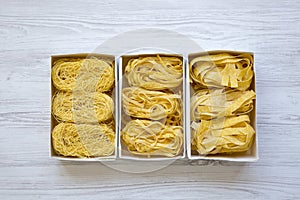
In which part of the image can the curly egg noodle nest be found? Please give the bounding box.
[52,123,115,158]
[121,55,184,157]
[190,52,256,155]
[52,58,114,92]
[52,91,114,123]
[51,57,115,158]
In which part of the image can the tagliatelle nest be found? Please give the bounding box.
[125,55,183,90]
[122,87,181,120]
[190,53,254,91]
[52,91,114,123]
[121,120,183,157]
[165,107,182,126]
[191,89,256,121]
[191,115,255,154]
[52,58,114,92]
[52,123,115,158]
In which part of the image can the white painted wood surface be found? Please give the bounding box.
[0,0,300,199]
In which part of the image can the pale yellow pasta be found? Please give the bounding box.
[121,120,183,157]
[122,87,181,120]
[191,89,256,120]
[52,123,115,158]
[52,58,114,92]
[165,108,182,126]
[125,55,183,90]
[52,91,114,123]
[191,115,255,154]
[190,53,254,91]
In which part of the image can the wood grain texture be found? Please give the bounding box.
[0,0,300,199]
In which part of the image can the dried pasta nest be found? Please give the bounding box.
[52,122,115,158]
[52,58,114,92]
[190,53,254,91]
[125,55,183,90]
[165,108,182,126]
[191,115,255,154]
[52,91,114,123]
[121,119,183,157]
[122,87,181,120]
[191,89,256,121]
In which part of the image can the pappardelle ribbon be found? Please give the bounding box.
[191,89,256,120]
[191,115,255,154]
[190,53,254,91]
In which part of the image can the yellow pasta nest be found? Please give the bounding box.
[165,108,182,126]
[191,89,256,120]
[190,53,254,91]
[125,55,183,90]
[52,58,114,92]
[52,123,115,158]
[122,87,181,120]
[191,115,255,154]
[121,120,183,157]
[52,91,114,123]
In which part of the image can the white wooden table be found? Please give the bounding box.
[1,0,299,199]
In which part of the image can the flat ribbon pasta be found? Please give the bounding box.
[190,53,254,91]
[125,55,183,90]
[52,123,115,158]
[191,89,255,120]
[52,58,114,92]
[122,87,181,120]
[121,120,183,157]
[165,108,182,126]
[52,91,114,123]
[191,115,255,154]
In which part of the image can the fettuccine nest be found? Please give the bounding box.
[121,120,183,157]
[125,55,183,90]
[122,87,181,120]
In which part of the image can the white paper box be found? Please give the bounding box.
[50,53,118,161]
[118,53,186,160]
[186,50,258,162]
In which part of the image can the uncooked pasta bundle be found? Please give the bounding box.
[52,91,114,123]
[191,115,255,154]
[191,89,255,121]
[122,87,181,120]
[121,120,183,157]
[125,55,183,90]
[190,53,254,91]
[165,108,182,126]
[52,123,115,158]
[52,58,114,92]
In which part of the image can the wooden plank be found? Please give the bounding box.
[0,0,299,199]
